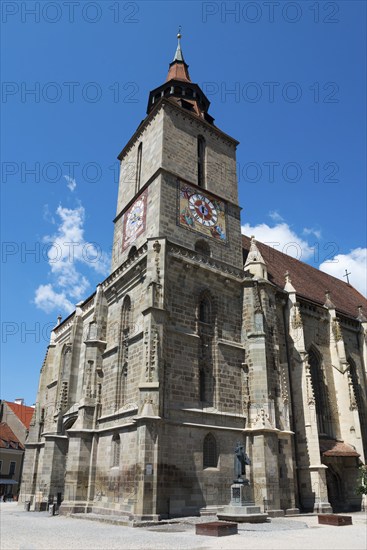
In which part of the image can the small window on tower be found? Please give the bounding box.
[135,143,142,193]
[180,99,194,112]
[195,239,211,256]
[197,135,206,188]
[203,433,218,468]
[128,246,137,259]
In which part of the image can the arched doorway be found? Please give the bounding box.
[325,464,344,512]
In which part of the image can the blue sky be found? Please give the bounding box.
[1,0,366,405]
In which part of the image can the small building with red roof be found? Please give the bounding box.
[0,399,34,499]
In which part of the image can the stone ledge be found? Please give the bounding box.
[218,505,268,524]
[69,513,131,527]
[267,509,285,518]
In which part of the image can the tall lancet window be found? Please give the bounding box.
[135,142,142,193]
[308,347,333,437]
[203,433,218,468]
[348,357,367,450]
[121,295,131,334]
[111,434,121,468]
[197,135,206,188]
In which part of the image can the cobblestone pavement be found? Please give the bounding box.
[1,503,366,550]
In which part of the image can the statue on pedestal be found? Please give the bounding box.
[217,440,268,522]
[234,441,251,484]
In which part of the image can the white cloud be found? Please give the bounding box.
[34,284,74,314]
[241,222,314,261]
[303,227,322,240]
[319,248,367,297]
[269,210,284,223]
[242,220,366,297]
[34,204,110,314]
[64,175,76,192]
[42,204,55,225]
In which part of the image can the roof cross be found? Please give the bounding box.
[343,269,351,284]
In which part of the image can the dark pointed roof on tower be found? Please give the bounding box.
[146,31,214,124]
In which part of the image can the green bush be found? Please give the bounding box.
[356,465,367,496]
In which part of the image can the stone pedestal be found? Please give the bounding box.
[230,481,252,506]
[217,481,268,524]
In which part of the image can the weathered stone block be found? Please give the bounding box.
[195,521,238,537]
[318,514,352,526]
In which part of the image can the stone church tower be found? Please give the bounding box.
[20,34,367,519]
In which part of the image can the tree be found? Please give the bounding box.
[356,465,367,496]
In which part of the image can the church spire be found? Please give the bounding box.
[166,29,191,83]
[173,28,184,62]
[146,30,213,123]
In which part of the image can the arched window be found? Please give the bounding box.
[203,433,218,468]
[195,239,211,257]
[199,296,211,324]
[121,295,131,334]
[128,246,137,259]
[308,347,333,436]
[197,135,206,188]
[112,434,120,467]
[199,368,206,402]
[135,142,142,193]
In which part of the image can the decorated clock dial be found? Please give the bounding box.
[122,191,148,251]
[189,193,218,227]
[179,182,227,243]
[126,199,144,238]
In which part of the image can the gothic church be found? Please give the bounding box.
[20,34,367,519]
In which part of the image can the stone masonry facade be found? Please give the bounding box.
[20,37,367,519]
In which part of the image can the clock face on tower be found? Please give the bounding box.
[178,182,227,242]
[127,199,144,235]
[188,194,218,227]
[122,190,148,251]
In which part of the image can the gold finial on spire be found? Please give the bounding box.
[172,26,184,63]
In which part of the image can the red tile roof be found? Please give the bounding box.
[320,439,360,457]
[5,402,34,430]
[166,63,191,82]
[242,235,367,319]
[0,422,24,450]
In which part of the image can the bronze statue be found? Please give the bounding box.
[234,441,251,482]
